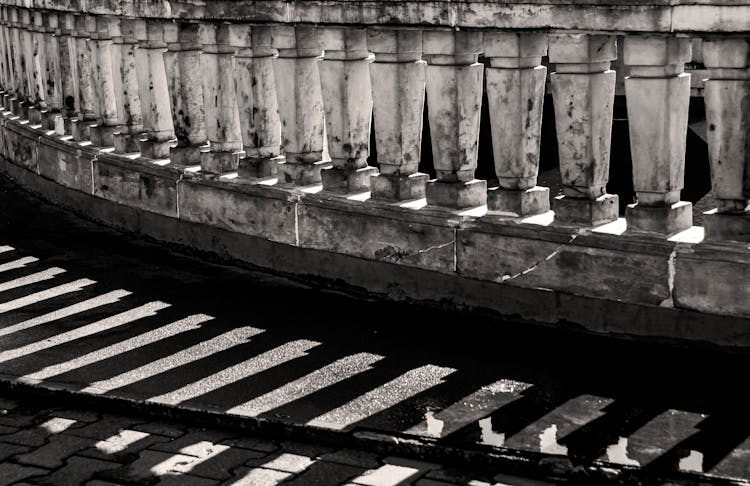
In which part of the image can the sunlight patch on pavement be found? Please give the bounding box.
[80,326,266,395]
[24,314,214,381]
[0,278,96,314]
[0,301,170,363]
[227,352,383,417]
[0,289,131,339]
[149,339,321,406]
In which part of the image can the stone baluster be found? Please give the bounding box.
[199,22,244,174]
[58,13,77,133]
[272,25,329,185]
[163,22,206,166]
[367,29,428,201]
[423,30,486,209]
[8,7,26,116]
[701,38,750,242]
[318,26,377,193]
[70,14,97,141]
[28,10,48,125]
[134,19,174,159]
[484,32,549,217]
[20,8,37,120]
[110,18,143,154]
[231,24,283,180]
[0,7,14,108]
[548,34,618,225]
[624,35,692,236]
[88,17,119,147]
[41,12,63,131]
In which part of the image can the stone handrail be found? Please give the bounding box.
[0,0,749,347]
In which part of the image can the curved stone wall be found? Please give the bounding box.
[2,111,750,349]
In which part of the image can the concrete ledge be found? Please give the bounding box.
[2,112,750,349]
[94,154,181,218]
[178,177,298,246]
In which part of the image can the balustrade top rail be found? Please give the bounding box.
[7,0,750,32]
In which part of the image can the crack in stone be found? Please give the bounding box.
[416,240,455,255]
[501,234,579,282]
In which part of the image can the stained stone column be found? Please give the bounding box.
[28,10,48,125]
[41,12,63,131]
[624,35,692,236]
[134,20,174,159]
[110,18,143,154]
[549,34,618,225]
[485,32,549,217]
[9,7,27,116]
[367,29,428,201]
[58,13,77,134]
[231,25,283,180]
[0,7,14,108]
[423,30,486,209]
[199,22,244,174]
[70,14,97,141]
[20,8,38,120]
[318,27,377,193]
[164,22,206,166]
[88,17,119,147]
[701,38,750,242]
[272,25,329,186]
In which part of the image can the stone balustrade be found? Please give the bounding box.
[0,0,749,347]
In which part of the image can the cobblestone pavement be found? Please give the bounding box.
[0,395,547,486]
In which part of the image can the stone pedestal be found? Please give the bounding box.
[200,147,244,174]
[703,210,750,243]
[626,201,692,236]
[489,186,549,217]
[27,106,41,124]
[321,166,378,194]
[370,172,429,201]
[277,160,330,186]
[89,124,116,147]
[113,129,141,154]
[554,193,619,226]
[70,117,91,141]
[239,155,282,180]
[426,179,487,209]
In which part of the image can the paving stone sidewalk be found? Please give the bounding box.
[0,395,546,486]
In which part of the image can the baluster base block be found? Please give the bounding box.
[554,194,618,226]
[41,110,61,131]
[626,201,692,236]
[138,138,174,160]
[200,149,245,175]
[28,108,43,125]
[370,172,429,201]
[13,101,29,120]
[89,125,117,148]
[426,179,487,209]
[703,209,750,243]
[489,186,550,217]
[170,144,205,167]
[113,131,144,154]
[321,166,379,194]
[70,119,92,142]
[0,93,8,111]
[277,161,331,187]
[239,155,283,180]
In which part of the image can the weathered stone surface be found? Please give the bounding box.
[553,193,618,226]
[177,179,297,245]
[34,455,120,485]
[426,179,487,209]
[4,122,38,172]
[457,225,671,304]
[674,245,750,317]
[626,201,692,236]
[297,198,456,272]
[703,209,750,243]
[488,186,549,217]
[38,137,94,193]
[93,155,179,217]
